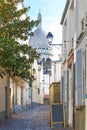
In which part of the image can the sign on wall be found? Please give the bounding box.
[68,53,74,68]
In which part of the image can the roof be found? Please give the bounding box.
[29,28,49,48]
[60,0,70,25]
[29,12,53,56]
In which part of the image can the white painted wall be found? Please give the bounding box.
[61,0,87,128]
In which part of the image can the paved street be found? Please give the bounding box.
[0,105,72,130]
[0,105,51,130]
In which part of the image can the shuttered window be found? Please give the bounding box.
[61,76,64,102]
[83,50,86,104]
[76,49,83,106]
[64,71,68,103]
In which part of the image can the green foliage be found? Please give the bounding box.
[0,0,39,80]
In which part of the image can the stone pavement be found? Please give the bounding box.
[0,105,72,130]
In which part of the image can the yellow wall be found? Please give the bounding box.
[75,106,85,130]
[49,82,60,104]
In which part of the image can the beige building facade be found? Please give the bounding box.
[0,75,8,119]
[0,1,33,120]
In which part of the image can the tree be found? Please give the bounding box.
[0,0,39,80]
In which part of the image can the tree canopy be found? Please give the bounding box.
[0,0,39,80]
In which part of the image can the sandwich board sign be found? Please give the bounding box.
[50,103,65,128]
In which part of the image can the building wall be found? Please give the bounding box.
[49,82,60,104]
[12,1,31,112]
[23,83,31,109]
[77,0,85,37]
[52,61,61,83]
[43,74,50,95]
[31,60,39,106]
[0,76,7,119]
[75,107,85,130]
[0,1,33,119]
[61,0,87,129]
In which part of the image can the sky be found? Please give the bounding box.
[24,0,66,45]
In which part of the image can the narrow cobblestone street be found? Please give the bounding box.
[0,105,51,130]
[0,105,72,130]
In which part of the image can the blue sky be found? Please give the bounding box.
[24,0,66,44]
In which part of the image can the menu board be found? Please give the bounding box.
[50,103,65,128]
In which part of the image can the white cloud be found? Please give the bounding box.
[42,16,62,44]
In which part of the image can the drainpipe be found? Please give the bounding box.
[85,45,87,130]
[85,0,87,129]
[13,82,14,113]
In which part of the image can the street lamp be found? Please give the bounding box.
[46,32,53,45]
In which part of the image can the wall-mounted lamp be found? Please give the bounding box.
[64,39,82,46]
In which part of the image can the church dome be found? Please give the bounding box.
[29,11,53,56]
[29,11,49,48]
[29,28,48,48]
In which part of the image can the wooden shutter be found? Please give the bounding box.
[64,71,67,103]
[76,49,83,106]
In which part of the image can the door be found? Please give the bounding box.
[5,87,9,118]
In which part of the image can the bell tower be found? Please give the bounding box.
[37,10,42,28]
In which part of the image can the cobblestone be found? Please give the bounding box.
[0,105,51,130]
[0,105,72,130]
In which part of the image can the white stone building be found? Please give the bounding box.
[29,12,53,104]
[60,0,87,130]
[51,44,62,83]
